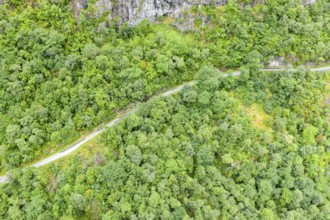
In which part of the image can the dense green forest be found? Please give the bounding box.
[0,0,329,170]
[0,2,207,169]
[0,0,330,219]
[196,0,330,67]
[0,68,329,219]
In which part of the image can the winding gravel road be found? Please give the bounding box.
[0,66,329,183]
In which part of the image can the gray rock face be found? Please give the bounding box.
[1,0,317,28]
[74,0,227,28]
[71,0,88,18]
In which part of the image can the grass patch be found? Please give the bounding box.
[243,103,271,131]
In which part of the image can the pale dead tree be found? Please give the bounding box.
[94,153,105,166]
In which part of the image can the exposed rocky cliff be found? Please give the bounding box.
[69,0,318,29]
[72,0,227,29]
[0,0,318,29]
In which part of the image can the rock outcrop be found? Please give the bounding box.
[0,0,318,29]
[71,0,88,18]
[72,0,227,29]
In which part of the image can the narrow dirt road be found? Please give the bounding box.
[0,66,329,183]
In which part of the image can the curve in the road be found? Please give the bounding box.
[0,66,329,183]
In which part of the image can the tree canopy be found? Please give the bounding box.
[0,67,329,219]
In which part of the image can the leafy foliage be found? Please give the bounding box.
[0,68,329,219]
[0,1,207,169]
[0,0,330,218]
[0,0,329,170]
[197,0,330,67]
